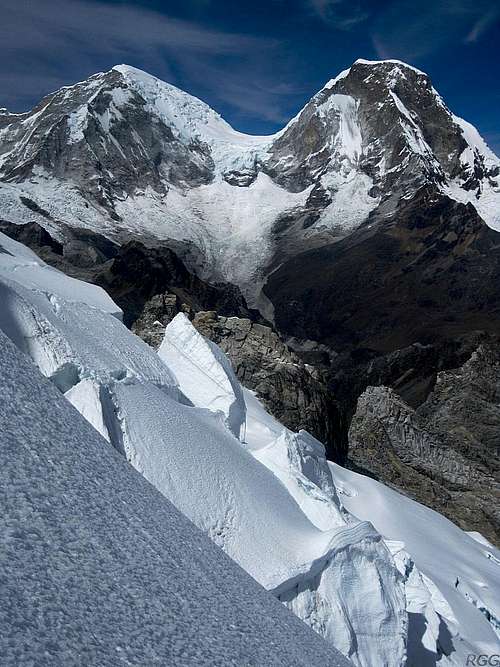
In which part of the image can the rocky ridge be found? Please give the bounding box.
[349,343,500,545]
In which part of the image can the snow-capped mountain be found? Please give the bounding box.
[1,230,499,666]
[0,59,498,309]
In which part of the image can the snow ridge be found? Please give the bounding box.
[0,327,350,667]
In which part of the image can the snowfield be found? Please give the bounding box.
[0,231,499,666]
[0,329,349,667]
[332,464,500,665]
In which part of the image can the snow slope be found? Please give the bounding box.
[117,316,407,667]
[0,230,121,317]
[0,230,177,395]
[0,329,349,667]
[113,63,274,175]
[0,227,500,667]
[3,233,498,666]
[332,463,500,665]
[0,235,406,667]
[444,114,500,230]
[241,336,500,665]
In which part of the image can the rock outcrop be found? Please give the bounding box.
[349,343,500,545]
[191,311,341,454]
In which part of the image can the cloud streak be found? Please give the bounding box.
[1,0,269,56]
[307,0,369,29]
[465,7,500,42]
[0,0,297,124]
[371,0,500,61]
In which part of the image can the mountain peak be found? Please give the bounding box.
[322,59,427,93]
[352,58,427,76]
[0,58,498,295]
[110,63,196,101]
[112,63,148,77]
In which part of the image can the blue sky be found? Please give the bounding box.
[1,0,499,154]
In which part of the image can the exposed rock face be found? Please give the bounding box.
[131,292,191,349]
[266,188,500,353]
[192,311,341,453]
[326,330,497,459]
[266,185,500,472]
[349,343,500,545]
[0,219,64,254]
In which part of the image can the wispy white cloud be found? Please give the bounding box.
[0,0,299,124]
[307,0,369,29]
[371,0,500,62]
[179,55,305,124]
[0,0,268,57]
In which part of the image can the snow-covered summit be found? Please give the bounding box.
[113,63,274,144]
[0,58,498,305]
[111,63,274,175]
[353,58,427,75]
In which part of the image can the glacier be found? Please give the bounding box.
[1,230,499,665]
[0,328,350,667]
